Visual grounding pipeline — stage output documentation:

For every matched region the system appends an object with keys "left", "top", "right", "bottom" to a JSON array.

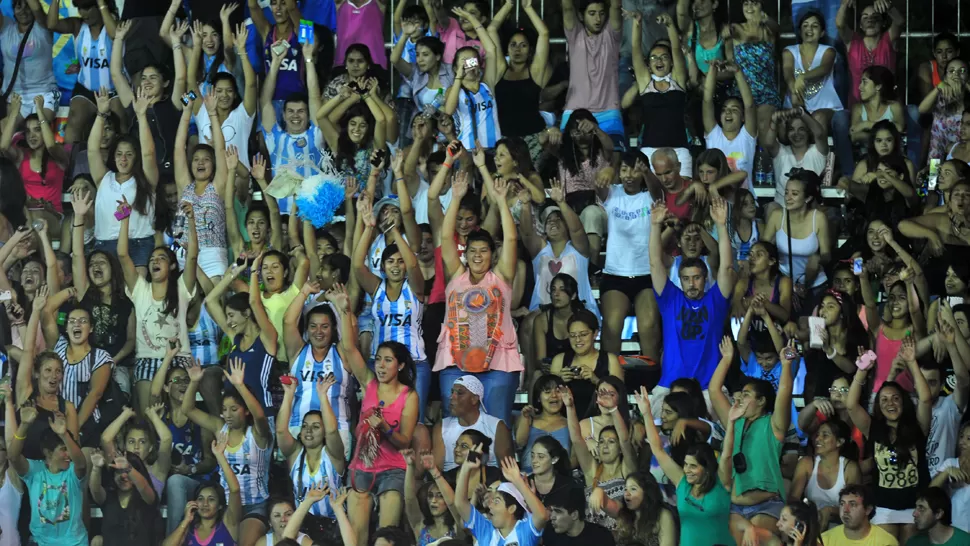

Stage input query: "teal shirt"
[
  {"left": 733, "top": 414, "right": 785, "bottom": 498},
  {"left": 676, "top": 475, "right": 734, "bottom": 546},
  {"left": 21, "top": 459, "right": 88, "bottom": 546},
  {"left": 907, "top": 528, "right": 970, "bottom": 546}
]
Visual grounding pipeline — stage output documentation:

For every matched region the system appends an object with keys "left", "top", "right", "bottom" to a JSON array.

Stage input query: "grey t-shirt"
[{"left": 0, "top": 18, "right": 57, "bottom": 96}]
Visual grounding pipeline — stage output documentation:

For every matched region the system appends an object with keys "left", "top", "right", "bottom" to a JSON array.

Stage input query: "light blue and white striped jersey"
[
  {"left": 455, "top": 83, "right": 501, "bottom": 150},
  {"left": 371, "top": 280, "right": 425, "bottom": 360},
  {"left": 264, "top": 123, "right": 325, "bottom": 214},
  {"left": 75, "top": 23, "right": 115, "bottom": 92},
  {"left": 288, "top": 344, "right": 352, "bottom": 432},
  {"left": 290, "top": 447, "right": 342, "bottom": 518},
  {"left": 188, "top": 305, "right": 222, "bottom": 367},
  {"left": 465, "top": 505, "right": 543, "bottom": 546},
  {"left": 219, "top": 424, "right": 271, "bottom": 506}
]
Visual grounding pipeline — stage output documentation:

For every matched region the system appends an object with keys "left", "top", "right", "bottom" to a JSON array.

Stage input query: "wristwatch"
[{"left": 190, "top": 464, "right": 198, "bottom": 475}]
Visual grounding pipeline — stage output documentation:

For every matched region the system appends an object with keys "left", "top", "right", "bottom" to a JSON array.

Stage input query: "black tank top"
[
  {"left": 544, "top": 310, "right": 571, "bottom": 361},
  {"left": 21, "top": 396, "right": 67, "bottom": 460},
  {"left": 495, "top": 76, "right": 545, "bottom": 137},
  {"left": 563, "top": 349, "right": 611, "bottom": 418},
  {"left": 638, "top": 87, "right": 688, "bottom": 148}
]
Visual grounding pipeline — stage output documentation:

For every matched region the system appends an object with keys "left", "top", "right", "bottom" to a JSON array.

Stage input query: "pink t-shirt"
[
  {"left": 434, "top": 270, "right": 521, "bottom": 373},
  {"left": 439, "top": 17, "right": 484, "bottom": 65},
  {"left": 563, "top": 23, "right": 622, "bottom": 113},
  {"left": 350, "top": 379, "right": 409, "bottom": 474},
  {"left": 874, "top": 326, "right": 914, "bottom": 393},
  {"left": 335, "top": 0, "right": 388, "bottom": 68},
  {"left": 847, "top": 32, "right": 895, "bottom": 106}
]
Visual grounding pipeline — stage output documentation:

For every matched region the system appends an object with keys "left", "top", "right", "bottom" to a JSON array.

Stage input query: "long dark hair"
[
  {"left": 540, "top": 273, "right": 586, "bottom": 313},
  {"left": 587, "top": 376, "right": 631, "bottom": 425},
  {"left": 684, "top": 443, "right": 718, "bottom": 495},
  {"left": 531, "top": 373, "right": 566, "bottom": 416},
  {"left": 787, "top": 500, "right": 823, "bottom": 546},
  {"left": 200, "top": 21, "right": 227, "bottom": 86},
  {"left": 560, "top": 110, "right": 606, "bottom": 176},
  {"left": 148, "top": 246, "right": 182, "bottom": 316},
  {"left": 495, "top": 137, "right": 536, "bottom": 177},
  {"left": 865, "top": 120, "right": 906, "bottom": 172},
  {"left": 870, "top": 381, "right": 925, "bottom": 468},
  {"left": 817, "top": 418, "right": 860, "bottom": 461},
  {"left": 622, "top": 472, "right": 665, "bottom": 544},
  {"left": 662, "top": 391, "right": 703, "bottom": 465},
  {"left": 20, "top": 115, "right": 53, "bottom": 183},
  {"left": 334, "top": 103, "right": 376, "bottom": 174},
  {"left": 0, "top": 157, "right": 27, "bottom": 227},
  {"left": 108, "top": 135, "right": 155, "bottom": 215},
  {"left": 532, "top": 435, "right": 571, "bottom": 476},
  {"left": 376, "top": 341, "right": 415, "bottom": 388}
]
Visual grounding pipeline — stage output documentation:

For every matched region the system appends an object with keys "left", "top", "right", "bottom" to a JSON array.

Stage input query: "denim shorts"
[
  {"left": 348, "top": 468, "right": 405, "bottom": 497},
  {"left": 358, "top": 308, "right": 376, "bottom": 334},
  {"left": 730, "top": 496, "right": 785, "bottom": 520},
  {"left": 94, "top": 235, "right": 155, "bottom": 267}
]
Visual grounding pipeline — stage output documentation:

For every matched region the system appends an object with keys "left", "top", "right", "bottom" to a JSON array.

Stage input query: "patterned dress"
[
  {"left": 733, "top": 41, "right": 782, "bottom": 108},
  {"left": 929, "top": 94, "right": 964, "bottom": 161}
]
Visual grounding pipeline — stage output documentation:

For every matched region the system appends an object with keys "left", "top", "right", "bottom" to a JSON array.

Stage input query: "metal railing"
[{"left": 380, "top": 0, "right": 970, "bottom": 105}]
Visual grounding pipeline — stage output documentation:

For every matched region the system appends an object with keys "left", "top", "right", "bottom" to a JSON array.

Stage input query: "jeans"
[
  {"left": 438, "top": 367, "right": 521, "bottom": 425},
  {"left": 414, "top": 359, "right": 431, "bottom": 424},
  {"left": 832, "top": 109, "right": 854, "bottom": 177},
  {"left": 166, "top": 473, "right": 202, "bottom": 534},
  {"left": 905, "top": 104, "right": 923, "bottom": 167}
]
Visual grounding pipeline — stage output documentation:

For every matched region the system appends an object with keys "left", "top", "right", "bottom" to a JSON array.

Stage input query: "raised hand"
[
  {"left": 8, "top": 93, "right": 22, "bottom": 115},
  {"left": 549, "top": 178, "right": 565, "bottom": 204},
  {"left": 32, "top": 284, "right": 49, "bottom": 312},
  {"left": 315, "top": 373, "right": 336, "bottom": 399},
  {"left": 251, "top": 153, "right": 267, "bottom": 182},
  {"left": 203, "top": 90, "right": 218, "bottom": 114},
  {"left": 133, "top": 86, "right": 152, "bottom": 116},
  {"left": 71, "top": 186, "right": 94, "bottom": 217},
  {"left": 331, "top": 487, "right": 349, "bottom": 508},
  {"left": 185, "top": 359, "right": 205, "bottom": 382},
  {"left": 191, "top": 20, "right": 204, "bottom": 45},
  {"left": 109, "top": 455, "right": 132, "bottom": 473},
  {"left": 356, "top": 195, "right": 376, "bottom": 228},
  {"left": 170, "top": 19, "right": 189, "bottom": 45},
  {"left": 223, "top": 357, "right": 246, "bottom": 386},
  {"left": 20, "top": 403, "right": 38, "bottom": 424},
  {"left": 305, "top": 482, "right": 330, "bottom": 502},
  {"left": 650, "top": 202, "right": 669, "bottom": 226},
  {"left": 146, "top": 402, "right": 166, "bottom": 420},
  {"left": 492, "top": 176, "right": 510, "bottom": 200},
  {"left": 183, "top": 501, "right": 199, "bottom": 522},
  {"left": 728, "top": 398, "right": 747, "bottom": 422},
  {"left": 557, "top": 385, "right": 574, "bottom": 408},
  {"left": 633, "top": 385, "right": 652, "bottom": 420},
  {"left": 719, "top": 335, "right": 735, "bottom": 362},
  {"left": 49, "top": 411, "right": 67, "bottom": 435},
  {"left": 500, "top": 456, "right": 524, "bottom": 484},
  {"left": 226, "top": 145, "right": 239, "bottom": 172},
  {"left": 400, "top": 448, "right": 416, "bottom": 466},
  {"left": 234, "top": 23, "right": 249, "bottom": 52},
  {"left": 96, "top": 87, "right": 112, "bottom": 114},
  {"left": 420, "top": 450, "right": 437, "bottom": 471},
  {"left": 180, "top": 200, "right": 195, "bottom": 222},
  {"left": 898, "top": 335, "right": 916, "bottom": 362},
  {"left": 452, "top": 171, "right": 470, "bottom": 199},
  {"left": 116, "top": 19, "right": 132, "bottom": 41},
  {"left": 220, "top": 2, "right": 239, "bottom": 22},
  {"left": 324, "top": 283, "right": 350, "bottom": 313},
  {"left": 91, "top": 450, "right": 106, "bottom": 468},
  {"left": 472, "top": 147, "right": 487, "bottom": 168},
  {"left": 463, "top": 443, "right": 484, "bottom": 469},
  {"left": 212, "top": 430, "right": 229, "bottom": 456}
]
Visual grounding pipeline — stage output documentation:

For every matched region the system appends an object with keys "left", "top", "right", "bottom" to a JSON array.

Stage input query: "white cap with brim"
[{"left": 497, "top": 482, "right": 528, "bottom": 512}]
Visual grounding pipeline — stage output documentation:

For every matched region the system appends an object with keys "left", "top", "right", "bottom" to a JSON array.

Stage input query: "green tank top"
[{"left": 732, "top": 415, "right": 785, "bottom": 497}]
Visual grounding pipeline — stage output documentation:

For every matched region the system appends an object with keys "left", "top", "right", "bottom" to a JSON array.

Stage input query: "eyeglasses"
[
  {"left": 649, "top": 54, "right": 671, "bottom": 62},
  {"left": 67, "top": 318, "right": 89, "bottom": 325},
  {"left": 829, "top": 386, "right": 849, "bottom": 394},
  {"left": 569, "top": 330, "right": 592, "bottom": 340},
  {"left": 169, "top": 377, "right": 190, "bottom": 385}
]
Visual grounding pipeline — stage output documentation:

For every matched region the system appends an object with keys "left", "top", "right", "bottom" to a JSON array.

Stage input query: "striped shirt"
[
  {"left": 219, "top": 424, "right": 271, "bottom": 506},
  {"left": 287, "top": 345, "right": 352, "bottom": 433},
  {"left": 54, "top": 338, "right": 113, "bottom": 423},
  {"left": 263, "top": 123, "right": 325, "bottom": 214},
  {"left": 188, "top": 305, "right": 223, "bottom": 367},
  {"left": 75, "top": 23, "right": 115, "bottom": 92},
  {"left": 290, "top": 447, "right": 342, "bottom": 518},
  {"left": 372, "top": 280, "right": 425, "bottom": 360},
  {"left": 455, "top": 83, "right": 501, "bottom": 150}
]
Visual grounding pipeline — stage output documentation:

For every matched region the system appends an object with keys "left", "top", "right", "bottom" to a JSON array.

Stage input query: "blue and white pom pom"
[{"left": 293, "top": 151, "right": 347, "bottom": 228}]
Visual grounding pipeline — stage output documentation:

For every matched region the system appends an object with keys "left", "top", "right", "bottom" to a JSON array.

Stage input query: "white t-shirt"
[
  {"left": 937, "top": 458, "right": 970, "bottom": 533},
  {"left": 705, "top": 124, "right": 757, "bottom": 193},
  {"left": 927, "top": 395, "right": 963, "bottom": 474},
  {"left": 604, "top": 185, "right": 654, "bottom": 276},
  {"left": 195, "top": 103, "right": 255, "bottom": 169},
  {"left": 94, "top": 171, "right": 156, "bottom": 240},
  {"left": 772, "top": 144, "right": 827, "bottom": 205},
  {"left": 126, "top": 275, "right": 196, "bottom": 359}
]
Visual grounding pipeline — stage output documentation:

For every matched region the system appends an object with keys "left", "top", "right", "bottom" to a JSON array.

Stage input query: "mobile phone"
[
  {"left": 463, "top": 57, "right": 479, "bottom": 70},
  {"left": 0, "top": 290, "right": 11, "bottom": 302},
  {"left": 298, "top": 19, "right": 315, "bottom": 45},
  {"left": 114, "top": 205, "right": 132, "bottom": 221},
  {"left": 181, "top": 90, "right": 197, "bottom": 106},
  {"left": 280, "top": 375, "right": 295, "bottom": 385},
  {"left": 949, "top": 296, "right": 965, "bottom": 307},
  {"left": 928, "top": 158, "right": 941, "bottom": 190},
  {"left": 852, "top": 257, "right": 863, "bottom": 275},
  {"left": 783, "top": 346, "right": 799, "bottom": 361},
  {"left": 236, "top": 257, "right": 246, "bottom": 266},
  {"left": 795, "top": 521, "right": 806, "bottom": 534},
  {"left": 466, "top": 451, "right": 481, "bottom": 464},
  {"left": 371, "top": 149, "right": 386, "bottom": 168},
  {"left": 808, "top": 316, "right": 826, "bottom": 349}
]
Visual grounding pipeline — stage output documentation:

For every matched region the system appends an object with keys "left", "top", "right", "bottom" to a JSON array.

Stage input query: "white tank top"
[
  {"left": 776, "top": 209, "right": 828, "bottom": 288},
  {"left": 441, "top": 413, "right": 503, "bottom": 471},
  {"left": 0, "top": 472, "right": 23, "bottom": 546},
  {"left": 805, "top": 455, "right": 847, "bottom": 510},
  {"left": 264, "top": 531, "right": 309, "bottom": 545}
]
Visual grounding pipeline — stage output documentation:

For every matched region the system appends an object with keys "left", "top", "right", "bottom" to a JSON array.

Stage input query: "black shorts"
[
  {"left": 70, "top": 82, "right": 116, "bottom": 105},
  {"left": 601, "top": 273, "right": 653, "bottom": 303}
]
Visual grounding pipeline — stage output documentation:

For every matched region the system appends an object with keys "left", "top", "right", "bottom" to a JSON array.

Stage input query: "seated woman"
[
  {"left": 919, "top": 57, "right": 969, "bottom": 162},
  {"left": 440, "top": 428, "right": 503, "bottom": 488},
  {"left": 709, "top": 335, "right": 795, "bottom": 542},
  {"left": 533, "top": 273, "right": 586, "bottom": 369},
  {"left": 161, "top": 432, "right": 243, "bottom": 546},
  {"left": 401, "top": 449, "right": 462, "bottom": 546},
  {"left": 762, "top": 107, "right": 829, "bottom": 214},
  {"left": 789, "top": 418, "right": 862, "bottom": 530},
  {"left": 731, "top": 242, "right": 792, "bottom": 331},
  {"left": 562, "top": 383, "right": 636, "bottom": 532},
  {"left": 526, "top": 435, "right": 573, "bottom": 504},
  {"left": 924, "top": 158, "right": 970, "bottom": 213},
  {"left": 899, "top": 180, "right": 970, "bottom": 259},
  {"left": 549, "top": 312, "right": 623, "bottom": 415},
  {"left": 515, "top": 374, "right": 570, "bottom": 474}
]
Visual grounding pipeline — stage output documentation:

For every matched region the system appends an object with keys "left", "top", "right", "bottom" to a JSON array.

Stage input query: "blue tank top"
[
  {"left": 520, "top": 426, "right": 571, "bottom": 474},
  {"left": 167, "top": 413, "right": 204, "bottom": 468},
  {"left": 263, "top": 29, "right": 305, "bottom": 101},
  {"left": 186, "top": 521, "right": 235, "bottom": 546},
  {"left": 227, "top": 334, "right": 276, "bottom": 415}
]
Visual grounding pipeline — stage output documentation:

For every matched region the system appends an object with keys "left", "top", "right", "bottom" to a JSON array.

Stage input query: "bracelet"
[
  {"left": 73, "top": 223, "right": 85, "bottom": 228},
  {"left": 443, "top": 162, "right": 453, "bottom": 170},
  {"left": 14, "top": 431, "right": 26, "bottom": 440},
  {"left": 306, "top": 58, "right": 314, "bottom": 65},
  {"left": 825, "top": 347, "right": 838, "bottom": 360},
  {"left": 430, "top": 471, "right": 442, "bottom": 480},
  {"left": 173, "top": 45, "right": 182, "bottom": 50},
  {"left": 99, "top": 5, "right": 107, "bottom": 9},
  {"left": 393, "top": 177, "right": 405, "bottom": 184}
]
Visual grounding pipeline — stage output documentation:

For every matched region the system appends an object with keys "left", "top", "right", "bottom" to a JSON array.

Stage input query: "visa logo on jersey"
[
  {"left": 82, "top": 57, "right": 110, "bottom": 69},
  {"left": 379, "top": 314, "right": 412, "bottom": 327}
]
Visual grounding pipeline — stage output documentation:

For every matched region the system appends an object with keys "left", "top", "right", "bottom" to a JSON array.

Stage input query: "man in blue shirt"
[{"left": 648, "top": 196, "right": 735, "bottom": 417}]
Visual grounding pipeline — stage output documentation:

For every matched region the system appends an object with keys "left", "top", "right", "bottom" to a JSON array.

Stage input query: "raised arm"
[
  {"left": 835, "top": 0, "right": 855, "bottom": 46},
  {"left": 115, "top": 200, "right": 141, "bottom": 292},
  {"left": 111, "top": 21, "right": 135, "bottom": 107},
  {"left": 900, "top": 337, "right": 933, "bottom": 435},
  {"left": 561, "top": 386, "right": 596, "bottom": 476},
  {"left": 330, "top": 283, "right": 373, "bottom": 386},
  {"left": 224, "top": 357, "right": 272, "bottom": 445},
  {"left": 771, "top": 342, "right": 795, "bottom": 441},
  {"left": 181, "top": 361, "right": 226, "bottom": 432},
  {"left": 174, "top": 96, "right": 195, "bottom": 191},
  {"left": 475, "top": 156, "right": 517, "bottom": 283},
  {"left": 440, "top": 171, "right": 470, "bottom": 278},
  {"left": 132, "top": 88, "right": 160, "bottom": 187},
  {"left": 634, "top": 387, "right": 686, "bottom": 484},
  {"left": 710, "top": 196, "right": 735, "bottom": 297},
  {"left": 649, "top": 202, "right": 670, "bottom": 296},
  {"left": 352, "top": 205, "right": 383, "bottom": 296},
  {"left": 702, "top": 63, "right": 719, "bottom": 134},
  {"left": 562, "top": 0, "right": 577, "bottom": 31},
  {"left": 708, "top": 336, "right": 735, "bottom": 425},
  {"left": 246, "top": 0, "right": 271, "bottom": 41},
  {"left": 211, "top": 432, "right": 243, "bottom": 541},
  {"left": 846, "top": 366, "right": 872, "bottom": 437},
  {"left": 0, "top": 95, "right": 24, "bottom": 162},
  {"left": 87, "top": 89, "right": 113, "bottom": 186},
  {"left": 260, "top": 45, "right": 286, "bottom": 132}
]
